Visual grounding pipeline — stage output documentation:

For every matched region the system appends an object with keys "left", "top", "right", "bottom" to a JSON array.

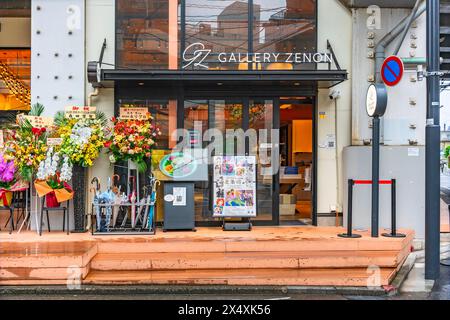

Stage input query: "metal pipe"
[
  {"left": 371, "top": 116, "right": 380, "bottom": 237},
  {"left": 402, "top": 57, "right": 427, "bottom": 65},
  {"left": 375, "top": 1, "right": 426, "bottom": 83},
  {"left": 425, "top": 0, "right": 441, "bottom": 281},
  {"left": 87, "top": 88, "right": 99, "bottom": 106},
  {"left": 393, "top": 0, "right": 422, "bottom": 56}
]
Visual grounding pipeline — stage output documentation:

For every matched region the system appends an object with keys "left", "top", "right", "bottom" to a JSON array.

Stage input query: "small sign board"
[
  {"left": 119, "top": 107, "right": 149, "bottom": 120},
  {"left": 381, "top": 56, "right": 404, "bottom": 87},
  {"left": 18, "top": 114, "right": 54, "bottom": 128},
  {"left": 65, "top": 106, "right": 96, "bottom": 119},
  {"left": 47, "top": 137, "right": 63, "bottom": 146},
  {"left": 366, "top": 84, "right": 388, "bottom": 117}
]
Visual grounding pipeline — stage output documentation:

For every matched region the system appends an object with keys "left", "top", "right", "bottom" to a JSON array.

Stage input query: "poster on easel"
[{"left": 212, "top": 156, "right": 257, "bottom": 218}]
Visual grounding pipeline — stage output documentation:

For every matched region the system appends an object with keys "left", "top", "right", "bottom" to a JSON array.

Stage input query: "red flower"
[
  {"left": 40, "top": 127, "right": 46, "bottom": 134},
  {"left": 104, "top": 140, "right": 112, "bottom": 148},
  {"left": 31, "top": 127, "right": 40, "bottom": 135}
]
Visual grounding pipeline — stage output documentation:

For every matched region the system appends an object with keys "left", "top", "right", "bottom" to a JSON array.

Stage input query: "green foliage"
[
  {"left": 29, "top": 103, "right": 45, "bottom": 116},
  {"left": 445, "top": 145, "right": 450, "bottom": 159}
]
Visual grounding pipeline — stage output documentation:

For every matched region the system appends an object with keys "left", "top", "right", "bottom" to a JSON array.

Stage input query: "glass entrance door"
[{"left": 183, "top": 97, "right": 280, "bottom": 225}]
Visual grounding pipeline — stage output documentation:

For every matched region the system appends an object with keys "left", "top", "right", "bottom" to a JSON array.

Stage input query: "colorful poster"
[{"left": 213, "top": 156, "right": 257, "bottom": 218}]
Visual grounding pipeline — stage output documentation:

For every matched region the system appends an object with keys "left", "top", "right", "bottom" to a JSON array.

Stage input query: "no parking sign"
[{"left": 381, "top": 56, "right": 404, "bottom": 86}]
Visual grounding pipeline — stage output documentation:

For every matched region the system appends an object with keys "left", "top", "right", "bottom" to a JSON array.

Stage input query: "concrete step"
[
  {"left": 83, "top": 268, "right": 397, "bottom": 287},
  {"left": 90, "top": 249, "right": 409, "bottom": 271},
  {"left": 96, "top": 231, "right": 414, "bottom": 254}
]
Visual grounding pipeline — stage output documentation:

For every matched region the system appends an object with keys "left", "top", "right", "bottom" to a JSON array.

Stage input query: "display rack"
[{"left": 91, "top": 202, "right": 156, "bottom": 235}]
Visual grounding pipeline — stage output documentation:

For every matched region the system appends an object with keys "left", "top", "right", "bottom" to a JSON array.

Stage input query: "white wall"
[
  {"left": 0, "top": 17, "right": 31, "bottom": 47},
  {"left": 351, "top": 8, "right": 427, "bottom": 146},
  {"left": 85, "top": 0, "right": 116, "bottom": 209},
  {"left": 31, "top": 0, "right": 85, "bottom": 115},
  {"left": 316, "top": 0, "right": 353, "bottom": 215},
  {"left": 441, "top": 89, "right": 450, "bottom": 131}
]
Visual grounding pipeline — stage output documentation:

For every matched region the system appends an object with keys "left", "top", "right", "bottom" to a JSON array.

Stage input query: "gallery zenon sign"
[{"left": 182, "top": 42, "right": 334, "bottom": 69}]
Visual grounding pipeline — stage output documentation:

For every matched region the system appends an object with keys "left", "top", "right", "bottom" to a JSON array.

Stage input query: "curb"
[
  {"left": 0, "top": 284, "right": 389, "bottom": 297},
  {"left": 387, "top": 252, "right": 417, "bottom": 296}
]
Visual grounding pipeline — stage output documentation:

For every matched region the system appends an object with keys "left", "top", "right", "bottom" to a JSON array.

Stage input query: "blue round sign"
[{"left": 381, "top": 56, "right": 404, "bottom": 86}]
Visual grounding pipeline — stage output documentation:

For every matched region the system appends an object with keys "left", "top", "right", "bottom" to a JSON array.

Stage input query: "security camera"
[{"left": 329, "top": 89, "right": 341, "bottom": 100}]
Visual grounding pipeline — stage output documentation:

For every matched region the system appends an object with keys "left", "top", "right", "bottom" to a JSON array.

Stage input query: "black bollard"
[
  {"left": 338, "top": 179, "right": 362, "bottom": 238},
  {"left": 382, "top": 179, "right": 406, "bottom": 238}
]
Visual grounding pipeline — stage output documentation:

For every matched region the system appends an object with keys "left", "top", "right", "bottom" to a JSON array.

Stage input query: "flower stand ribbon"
[
  {"left": 0, "top": 180, "right": 29, "bottom": 207},
  {"left": 34, "top": 180, "right": 74, "bottom": 207}
]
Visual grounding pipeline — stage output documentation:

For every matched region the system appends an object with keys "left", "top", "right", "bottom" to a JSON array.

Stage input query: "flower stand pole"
[{"left": 72, "top": 164, "right": 87, "bottom": 232}]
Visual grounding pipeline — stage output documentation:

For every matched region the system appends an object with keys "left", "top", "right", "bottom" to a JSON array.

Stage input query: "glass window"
[
  {"left": 116, "top": 0, "right": 317, "bottom": 71},
  {"left": 0, "top": 49, "right": 31, "bottom": 113},
  {"left": 253, "top": 0, "right": 316, "bottom": 70},
  {"left": 184, "top": 0, "right": 249, "bottom": 70},
  {"left": 249, "top": 99, "right": 274, "bottom": 221},
  {"left": 116, "top": 0, "right": 180, "bottom": 69}
]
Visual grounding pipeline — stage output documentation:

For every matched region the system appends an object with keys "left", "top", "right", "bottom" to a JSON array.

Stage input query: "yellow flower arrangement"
[{"left": 53, "top": 112, "right": 108, "bottom": 168}]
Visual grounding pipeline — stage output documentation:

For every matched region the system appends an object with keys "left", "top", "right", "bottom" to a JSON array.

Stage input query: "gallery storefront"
[{"left": 88, "top": 0, "right": 347, "bottom": 228}]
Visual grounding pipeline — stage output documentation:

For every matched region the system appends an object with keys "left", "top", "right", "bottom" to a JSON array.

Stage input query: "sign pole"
[
  {"left": 425, "top": 0, "right": 441, "bottom": 280},
  {"left": 371, "top": 116, "right": 380, "bottom": 237}
]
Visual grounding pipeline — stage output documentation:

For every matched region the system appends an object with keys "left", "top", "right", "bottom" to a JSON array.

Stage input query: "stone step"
[
  {"left": 90, "top": 249, "right": 409, "bottom": 271},
  {"left": 83, "top": 268, "right": 397, "bottom": 287}
]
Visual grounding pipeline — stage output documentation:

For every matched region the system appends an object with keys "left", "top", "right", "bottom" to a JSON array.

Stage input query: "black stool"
[
  {"left": 4, "top": 190, "right": 28, "bottom": 231},
  {"left": 38, "top": 196, "right": 70, "bottom": 236},
  {"left": 0, "top": 203, "right": 15, "bottom": 234}
]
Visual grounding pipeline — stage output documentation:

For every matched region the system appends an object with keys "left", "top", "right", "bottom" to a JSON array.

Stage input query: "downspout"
[
  {"left": 88, "top": 88, "right": 99, "bottom": 107},
  {"left": 375, "top": 0, "right": 426, "bottom": 83},
  {"left": 374, "top": 0, "right": 426, "bottom": 142}
]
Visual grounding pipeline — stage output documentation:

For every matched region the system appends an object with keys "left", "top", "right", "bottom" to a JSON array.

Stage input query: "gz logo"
[{"left": 182, "top": 43, "right": 211, "bottom": 69}]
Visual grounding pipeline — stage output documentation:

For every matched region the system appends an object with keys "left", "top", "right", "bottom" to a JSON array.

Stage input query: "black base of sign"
[
  {"left": 223, "top": 221, "right": 252, "bottom": 231},
  {"left": 382, "top": 232, "right": 406, "bottom": 238},
  {"left": 337, "top": 233, "right": 362, "bottom": 239}
]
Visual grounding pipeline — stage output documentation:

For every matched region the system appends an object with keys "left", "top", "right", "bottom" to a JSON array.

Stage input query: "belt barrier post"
[{"left": 338, "top": 179, "right": 361, "bottom": 238}]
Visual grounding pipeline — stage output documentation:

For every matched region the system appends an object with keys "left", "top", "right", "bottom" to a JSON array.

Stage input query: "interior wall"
[
  {"left": 0, "top": 17, "right": 31, "bottom": 47},
  {"left": 316, "top": 0, "right": 353, "bottom": 216}
]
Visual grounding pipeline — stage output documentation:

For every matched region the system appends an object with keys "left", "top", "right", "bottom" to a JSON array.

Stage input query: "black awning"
[{"left": 88, "top": 62, "right": 347, "bottom": 89}]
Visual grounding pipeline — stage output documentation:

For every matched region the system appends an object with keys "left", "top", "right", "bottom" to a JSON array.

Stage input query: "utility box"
[{"left": 163, "top": 182, "right": 195, "bottom": 231}]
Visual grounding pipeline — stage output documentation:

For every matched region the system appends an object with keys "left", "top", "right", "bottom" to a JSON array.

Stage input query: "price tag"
[
  {"left": 119, "top": 107, "right": 149, "bottom": 120},
  {"left": 47, "top": 138, "right": 63, "bottom": 146},
  {"left": 65, "top": 106, "right": 97, "bottom": 119}
]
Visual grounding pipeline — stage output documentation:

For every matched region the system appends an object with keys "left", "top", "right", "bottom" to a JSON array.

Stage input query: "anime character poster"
[{"left": 213, "top": 156, "right": 256, "bottom": 217}]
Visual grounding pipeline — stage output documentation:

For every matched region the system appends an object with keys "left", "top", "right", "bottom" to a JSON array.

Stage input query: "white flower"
[
  {"left": 109, "top": 155, "right": 116, "bottom": 164},
  {"left": 59, "top": 156, "right": 73, "bottom": 182}
]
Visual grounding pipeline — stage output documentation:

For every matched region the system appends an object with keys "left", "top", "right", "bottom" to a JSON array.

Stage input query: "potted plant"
[{"left": 35, "top": 147, "right": 73, "bottom": 207}]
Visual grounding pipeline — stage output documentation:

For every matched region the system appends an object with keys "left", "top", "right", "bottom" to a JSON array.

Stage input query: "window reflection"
[
  {"left": 116, "top": 0, "right": 317, "bottom": 70},
  {"left": 253, "top": 0, "right": 316, "bottom": 70}
]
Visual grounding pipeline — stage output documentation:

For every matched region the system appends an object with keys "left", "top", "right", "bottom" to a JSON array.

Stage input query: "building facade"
[{"left": 0, "top": 0, "right": 429, "bottom": 237}]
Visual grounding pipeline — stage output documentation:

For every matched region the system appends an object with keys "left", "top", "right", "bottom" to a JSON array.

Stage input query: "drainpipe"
[
  {"left": 375, "top": 0, "right": 426, "bottom": 83},
  {"left": 88, "top": 88, "right": 99, "bottom": 107},
  {"left": 393, "top": 0, "right": 422, "bottom": 56}
]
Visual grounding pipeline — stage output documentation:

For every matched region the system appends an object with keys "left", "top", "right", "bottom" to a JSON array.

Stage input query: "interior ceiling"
[{"left": 338, "top": 0, "right": 416, "bottom": 8}]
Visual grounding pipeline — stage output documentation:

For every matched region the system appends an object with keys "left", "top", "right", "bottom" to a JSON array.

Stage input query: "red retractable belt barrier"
[
  {"left": 338, "top": 179, "right": 406, "bottom": 239},
  {"left": 353, "top": 180, "right": 393, "bottom": 185}
]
